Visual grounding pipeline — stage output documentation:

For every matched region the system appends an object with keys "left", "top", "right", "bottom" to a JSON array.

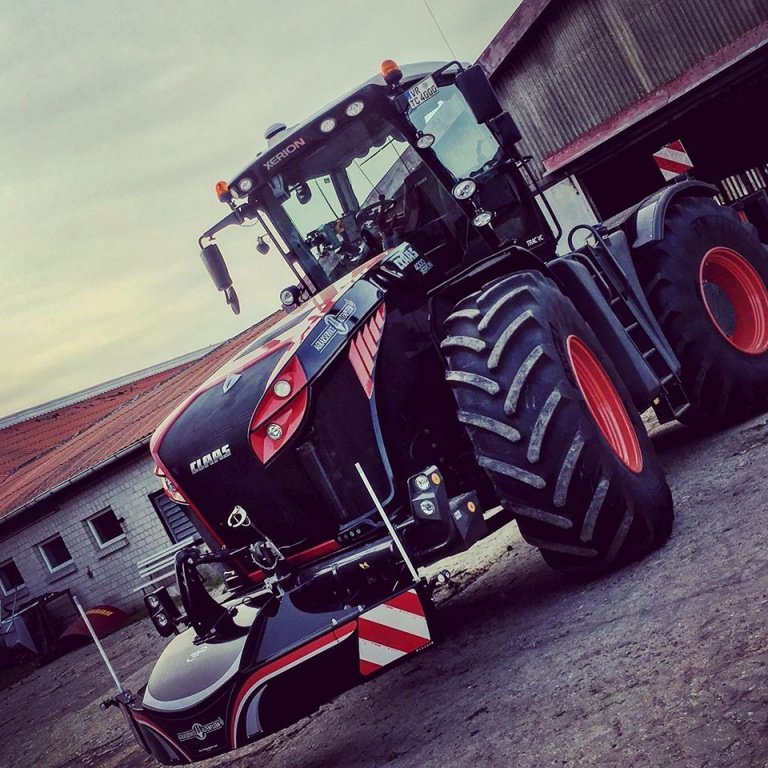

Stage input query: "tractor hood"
[{"left": 150, "top": 264, "right": 389, "bottom": 556}]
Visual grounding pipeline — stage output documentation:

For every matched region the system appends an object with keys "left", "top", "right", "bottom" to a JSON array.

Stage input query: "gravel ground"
[{"left": 2, "top": 414, "right": 767, "bottom": 768}]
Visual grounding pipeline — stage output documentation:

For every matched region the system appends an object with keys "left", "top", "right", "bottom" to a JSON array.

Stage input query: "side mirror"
[
  {"left": 200, "top": 243, "right": 233, "bottom": 291},
  {"left": 455, "top": 65, "right": 502, "bottom": 124},
  {"left": 488, "top": 112, "right": 522, "bottom": 147},
  {"left": 225, "top": 285, "right": 240, "bottom": 315}
]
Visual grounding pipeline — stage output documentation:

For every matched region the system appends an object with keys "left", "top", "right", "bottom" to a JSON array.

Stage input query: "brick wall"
[{"left": 0, "top": 453, "right": 176, "bottom": 614}]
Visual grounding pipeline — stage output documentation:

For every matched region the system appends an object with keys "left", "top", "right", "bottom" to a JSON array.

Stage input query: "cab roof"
[{"left": 227, "top": 62, "right": 453, "bottom": 195}]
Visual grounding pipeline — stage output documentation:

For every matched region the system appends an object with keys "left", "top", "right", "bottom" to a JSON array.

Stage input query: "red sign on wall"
[{"left": 653, "top": 140, "right": 694, "bottom": 181}]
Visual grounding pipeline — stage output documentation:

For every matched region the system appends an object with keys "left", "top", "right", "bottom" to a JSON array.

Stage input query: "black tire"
[
  {"left": 441, "top": 270, "right": 673, "bottom": 572},
  {"left": 637, "top": 197, "right": 768, "bottom": 423}
]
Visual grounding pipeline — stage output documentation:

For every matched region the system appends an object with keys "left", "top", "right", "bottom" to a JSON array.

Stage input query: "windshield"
[
  {"left": 260, "top": 107, "right": 470, "bottom": 286},
  {"left": 407, "top": 83, "right": 499, "bottom": 180}
]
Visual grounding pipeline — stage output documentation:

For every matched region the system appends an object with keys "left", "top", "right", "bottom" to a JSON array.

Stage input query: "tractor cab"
[{"left": 199, "top": 61, "right": 554, "bottom": 313}]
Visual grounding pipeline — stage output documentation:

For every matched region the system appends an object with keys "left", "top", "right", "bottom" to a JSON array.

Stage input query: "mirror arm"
[{"left": 198, "top": 204, "right": 252, "bottom": 246}]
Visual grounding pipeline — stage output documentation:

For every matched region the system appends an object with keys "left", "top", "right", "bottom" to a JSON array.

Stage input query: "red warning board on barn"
[{"left": 653, "top": 140, "right": 694, "bottom": 181}]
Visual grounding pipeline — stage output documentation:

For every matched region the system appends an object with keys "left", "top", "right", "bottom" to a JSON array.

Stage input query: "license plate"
[{"left": 406, "top": 76, "right": 438, "bottom": 110}]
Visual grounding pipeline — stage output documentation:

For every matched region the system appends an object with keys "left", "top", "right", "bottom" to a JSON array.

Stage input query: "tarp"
[
  {"left": 60, "top": 604, "right": 128, "bottom": 640},
  {"left": 0, "top": 615, "right": 37, "bottom": 653}
]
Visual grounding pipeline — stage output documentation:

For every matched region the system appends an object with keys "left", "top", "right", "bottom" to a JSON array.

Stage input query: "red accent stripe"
[
  {"left": 386, "top": 589, "right": 426, "bottom": 615},
  {"left": 354, "top": 334, "right": 375, "bottom": 371},
  {"left": 335, "top": 619, "right": 358, "bottom": 642},
  {"left": 349, "top": 306, "right": 386, "bottom": 397},
  {"left": 362, "top": 325, "right": 378, "bottom": 358},
  {"left": 358, "top": 617, "right": 430, "bottom": 654},
  {"left": 655, "top": 157, "right": 692, "bottom": 176},
  {"left": 249, "top": 356, "right": 308, "bottom": 431},
  {"left": 249, "top": 386, "right": 309, "bottom": 463},
  {"left": 368, "top": 317, "right": 382, "bottom": 341},
  {"left": 132, "top": 713, "right": 193, "bottom": 763},
  {"left": 229, "top": 622, "right": 355, "bottom": 746},
  {"left": 348, "top": 342, "right": 371, "bottom": 384}
]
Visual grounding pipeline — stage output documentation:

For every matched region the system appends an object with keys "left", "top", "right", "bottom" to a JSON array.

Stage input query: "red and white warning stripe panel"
[
  {"left": 653, "top": 140, "right": 693, "bottom": 181},
  {"left": 358, "top": 588, "right": 432, "bottom": 676}
]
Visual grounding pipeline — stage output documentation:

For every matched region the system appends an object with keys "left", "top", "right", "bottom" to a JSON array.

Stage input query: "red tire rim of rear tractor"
[
  {"left": 567, "top": 335, "right": 643, "bottom": 473},
  {"left": 700, "top": 247, "right": 768, "bottom": 355}
]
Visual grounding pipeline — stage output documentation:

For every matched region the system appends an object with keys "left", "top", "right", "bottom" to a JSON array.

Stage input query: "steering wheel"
[
  {"left": 355, "top": 198, "right": 397, "bottom": 227},
  {"left": 304, "top": 227, "right": 335, "bottom": 253}
]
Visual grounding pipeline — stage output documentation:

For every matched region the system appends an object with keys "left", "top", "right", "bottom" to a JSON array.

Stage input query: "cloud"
[{"left": 0, "top": 0, "right": 521, "bottom": 417}]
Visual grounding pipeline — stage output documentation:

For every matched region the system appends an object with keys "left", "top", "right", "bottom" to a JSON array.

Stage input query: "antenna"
[{"left": 423, "top": 0, "right": 458, "bottom": 60}]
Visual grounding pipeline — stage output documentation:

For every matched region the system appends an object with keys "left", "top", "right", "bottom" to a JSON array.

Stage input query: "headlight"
[
  {"left": 319, "top": 117, "right": 337, "bottom": 133},
  {"left": 345, "top": 100, "right": 365, "bottom": 117},
  {"left": 452, "top": 179, "right": 477, "bottom": 200},
  {"left": 273, "top": 379, "right": 292, "bottom": 398}
]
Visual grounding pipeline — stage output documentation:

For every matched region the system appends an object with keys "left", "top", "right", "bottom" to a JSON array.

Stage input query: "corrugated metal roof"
[
  {"left": 0, "top": 312, "right": 284, "bottom": 524},
  {"left": 483, "top": 0, "right": 768, "bottom": 175},
  {"left": 477, "top": 0, "right": 555, "bottom": 74}
]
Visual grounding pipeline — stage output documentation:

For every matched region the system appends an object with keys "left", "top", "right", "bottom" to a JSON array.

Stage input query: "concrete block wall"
[{"left": 0, "top": 452, "right": 176, "bottom": 615}]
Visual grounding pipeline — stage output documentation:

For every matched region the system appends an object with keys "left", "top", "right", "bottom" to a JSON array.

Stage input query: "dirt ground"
[{"left": 2, "top": 414, "right": 767, "bottom": 768}]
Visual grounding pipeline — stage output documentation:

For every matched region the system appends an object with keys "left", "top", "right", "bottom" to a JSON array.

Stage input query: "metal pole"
[
  {"left": 355, "top": 463, "right": 420, "bottom": 582},
  {"left": 72, "top": 594, "right": 124, "bottom": 694}
]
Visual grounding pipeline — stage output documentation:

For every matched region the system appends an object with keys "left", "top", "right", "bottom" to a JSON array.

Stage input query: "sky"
[{"left": 0, "top": 0, "right": 521, "bottom": 419}]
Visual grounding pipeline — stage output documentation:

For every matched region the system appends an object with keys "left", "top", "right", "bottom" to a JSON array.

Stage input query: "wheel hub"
[{"left": 700, "top": 246, "right": 768, "bottom": 355}]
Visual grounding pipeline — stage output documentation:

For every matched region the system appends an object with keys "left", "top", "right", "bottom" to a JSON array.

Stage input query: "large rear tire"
[
  {"left": 441, "top": 271, "right": 673, "bottom": 572},
  {"left": 637, "top": 197, "right": 768, "bottom": 423}
]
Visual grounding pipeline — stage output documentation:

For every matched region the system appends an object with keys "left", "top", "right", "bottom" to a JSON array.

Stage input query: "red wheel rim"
[
  {"left": 567, "top": 335, "right": 643, "bottom": 473},
  {"left": 700, "top": 247, "right": 768, "bottom": 355}
]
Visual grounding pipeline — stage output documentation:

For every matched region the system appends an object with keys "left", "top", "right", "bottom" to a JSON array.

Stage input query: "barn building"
[
  {"left": 3, "top": 0, "right": 766, "bottom": 638},
  {"left": 477, "top": 0, "right": 768, "bottom": 236},
  {"left": 0, "top": 315, "right": 281, "bottom": 627}
]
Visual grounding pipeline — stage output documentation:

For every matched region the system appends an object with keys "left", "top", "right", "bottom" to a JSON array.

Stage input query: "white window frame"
[
  {"left": 86, "top": 507, "right": 126, "bottom": 549},
  {"left": 0, "top": 558, "right": 25, "bottom": 595},
  {"left": 37, "top": 533, "right": 74, "bottom": 574}
]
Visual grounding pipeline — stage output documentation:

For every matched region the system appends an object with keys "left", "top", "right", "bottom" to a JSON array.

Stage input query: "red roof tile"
[{"left": 0, "top": 312, "right": 284, "bottom": 523}]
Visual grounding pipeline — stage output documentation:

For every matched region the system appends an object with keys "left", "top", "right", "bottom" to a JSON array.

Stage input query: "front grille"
[
  {"left": 299, "top": 353, "right": 392, "bottom": 525},
  {"left": 159, "top": 350, "right": 392, "bottom": 556}
]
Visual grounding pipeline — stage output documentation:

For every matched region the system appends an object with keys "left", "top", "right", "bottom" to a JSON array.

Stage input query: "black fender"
[
  {"left": 548, "top": 256, "right": 661, "bottom": 411},
  {"left": 428, "top": 246, "right": 556, "bottom": 339},
  {"left": 627, "top": 179, "right": 718, "bottom": 250}
]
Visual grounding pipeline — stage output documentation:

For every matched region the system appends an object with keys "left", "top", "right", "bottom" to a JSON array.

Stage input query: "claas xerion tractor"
[{"left": 99, "top": 60, "right": 768, "bottom": 764}]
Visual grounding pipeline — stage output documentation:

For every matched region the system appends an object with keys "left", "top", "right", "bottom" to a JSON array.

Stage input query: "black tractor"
[{"left": 105, "top": 60, "right": 768, "bottom": 765}]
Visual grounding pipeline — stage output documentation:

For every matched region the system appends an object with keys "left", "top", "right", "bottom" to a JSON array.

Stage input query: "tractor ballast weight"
[{"left": 107, "top": 61, "right": 768, "bottom": 764}]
